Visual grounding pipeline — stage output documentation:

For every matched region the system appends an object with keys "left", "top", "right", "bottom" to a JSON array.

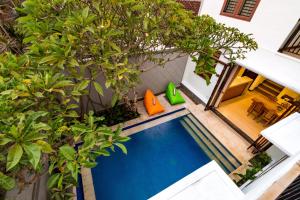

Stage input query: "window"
[{"left": 220, "top": 0, "right": 260, "bottom": 21}]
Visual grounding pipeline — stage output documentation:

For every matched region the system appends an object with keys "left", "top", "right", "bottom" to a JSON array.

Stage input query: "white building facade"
[
  {"left": 182, "top": 0, "right": 300, "bottom": 103},
  {"left": 180, "top": 1, "right": 300, "bottom": 199}
]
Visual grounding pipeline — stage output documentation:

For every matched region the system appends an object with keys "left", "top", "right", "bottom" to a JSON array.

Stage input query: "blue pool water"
[{"left": 90, "top": 116, "right": 211, "bottom": 200}]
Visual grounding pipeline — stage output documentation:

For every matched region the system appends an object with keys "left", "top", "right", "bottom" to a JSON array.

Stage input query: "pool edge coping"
[{"left": 81, "top": 167, "right": 96, "bottom": 200}]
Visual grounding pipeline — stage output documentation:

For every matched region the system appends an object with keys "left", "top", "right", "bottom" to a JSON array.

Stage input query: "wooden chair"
[
  {"left": 247, "top": 100, "right": 265, "bottom": 119},
  {"left": 257, "top": 108, "right": 278, "bottom": 126}
]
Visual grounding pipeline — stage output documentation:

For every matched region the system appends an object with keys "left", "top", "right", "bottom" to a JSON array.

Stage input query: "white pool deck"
[{"left": 80, "top": 90, "right": 254, "bottom": 200}]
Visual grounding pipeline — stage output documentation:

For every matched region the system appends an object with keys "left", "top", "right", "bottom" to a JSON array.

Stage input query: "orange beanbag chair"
[{"left": 144, "top": 89, "right": 165, "bottom": 116}]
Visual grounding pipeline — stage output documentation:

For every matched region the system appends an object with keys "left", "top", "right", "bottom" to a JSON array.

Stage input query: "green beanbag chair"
[{"left": 166, "top": 82, "right": 185, "bottom": 105}]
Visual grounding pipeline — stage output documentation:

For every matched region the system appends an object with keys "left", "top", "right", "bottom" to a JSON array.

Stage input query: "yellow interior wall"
[
  {"left": 277, "top": 87, "right": 300, "bottom": 104},
  {"left": 230, "top": 67, "right": 300, "bottom": 104}
]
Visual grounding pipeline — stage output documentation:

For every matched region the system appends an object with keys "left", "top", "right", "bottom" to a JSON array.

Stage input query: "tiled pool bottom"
[{"left": 91, "top": 116, "right": 211, "bottom": 200}]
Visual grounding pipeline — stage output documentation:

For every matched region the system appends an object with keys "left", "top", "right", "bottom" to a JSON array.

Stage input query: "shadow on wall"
[{"left": 82, "top": 53, "right": 188, "bottom": 112}]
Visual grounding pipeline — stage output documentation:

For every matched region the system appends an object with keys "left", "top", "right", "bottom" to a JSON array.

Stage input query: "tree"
[
  {"left": 16, "top": 0, "right": 257, "bottom": 112},
  {"left": 0, "top": 0, "right": 257, "bottom": 199},
  {"left": 0, "top": 52, "right": 130, "bottom": 198}
]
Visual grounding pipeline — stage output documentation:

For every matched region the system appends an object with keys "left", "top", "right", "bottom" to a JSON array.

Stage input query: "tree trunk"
[{"left": 131, "top": 88, "right": 138, "bottom": 113}]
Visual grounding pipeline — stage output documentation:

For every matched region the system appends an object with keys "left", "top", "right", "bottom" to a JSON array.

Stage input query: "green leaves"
[
  {"left": 66, "top": 162, "right": 79, "bottom": 181},
  {"left": 7, "top": 144, "right": 23, "bottom": 171},
  {"left": 36, "top": 140, "right": 54, "bottom": 153},
  {"left": 143, "top": 18, "right": 149, "bottom": 30},
  {"left": 34, "top": 92, "right": 44, "bottom": 98},
  {"left": 9, "top": 125, "right": 20, "bottom": 139},
  {"left": 0, "top": 136, "right": 12, "bottom": 145},
  {"left": 26, "top": 111, "right": 48, "bottom": 126},
  {"left": 111, "top": 93, "right": 119, "bottom": 107},
  {"left": 23, "top": 143, "right": 41, "bottom": 170},
  {"left": 0, "top": 110, "right": 54, "bottom": 172},
  {"left": 52, "top": 80, "right": 74, "bottom": 89},
  {"left": 39, "top": 55, "right": 57, "bottom": 64},
  {"left": 82, "top": 7, "right": 89, "bottom": 19},
  {"left": 117, "top": 136, "right": 130, "bottom": 143},
  {"left": 115, "top": 143, "right": 127, "bottom": 154},
  {"left": 75, "top": 80, "right": 90, "bottom": 91},
  {"left": 69, "top": 58, "right": 79, "bottom": 67},
  {"left": 108, "top": 42, "right": 121, "bottom": 53},
  {"left": 93, "top": 82, "right": 103, "bottom": 96},
  {"left": 0, "top": 172, "right": 16, "bottom": 191},
  {"left": 59, "top": 145, "right": 76, "bottom": 161},
  {"left": 47, "top": 173, "right": 61, "bottom": 189},
  {"left": 33, "top": 122, "right": 51, "bottom": 131}
]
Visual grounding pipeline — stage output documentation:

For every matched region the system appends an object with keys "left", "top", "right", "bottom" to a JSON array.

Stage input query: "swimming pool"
[{"left": 78, "top": 112, "right": 241, "bottom": 200}]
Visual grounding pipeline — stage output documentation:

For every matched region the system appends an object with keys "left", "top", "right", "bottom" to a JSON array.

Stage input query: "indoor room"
[{"left": 216, "top": 67, "right": 300, "bottom": 141}]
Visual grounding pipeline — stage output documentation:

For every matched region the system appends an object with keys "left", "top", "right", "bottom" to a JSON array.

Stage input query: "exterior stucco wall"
[
  {"left": 83, "top": 53, "right": 188, "bottom": 112},
  {"left": 182, "top": 0, "right": 300, "bottom": 103},
  {"left": 200, "top": 0, "right": 300, "bottom": 52}
]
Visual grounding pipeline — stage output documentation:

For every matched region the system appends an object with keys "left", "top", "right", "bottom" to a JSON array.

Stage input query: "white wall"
[
  {"left": 266, "top": 145, "right": 287, "bottom": 163},
  {"left": 200, "top": 0, "right": 300, "bottom": 52}
]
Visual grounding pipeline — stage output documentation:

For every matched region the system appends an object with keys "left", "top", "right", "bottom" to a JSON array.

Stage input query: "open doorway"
[{"left": 214, "top": 67, "right": 300, "bottom": 141}]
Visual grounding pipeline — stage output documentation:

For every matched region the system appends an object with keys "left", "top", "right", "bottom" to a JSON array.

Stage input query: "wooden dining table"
[
  {"left": 251, "top": 97, "right": 286, "bottom": 125},
  {"left": 251, "top": 97, "right": 286, "bottom": 114}
]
